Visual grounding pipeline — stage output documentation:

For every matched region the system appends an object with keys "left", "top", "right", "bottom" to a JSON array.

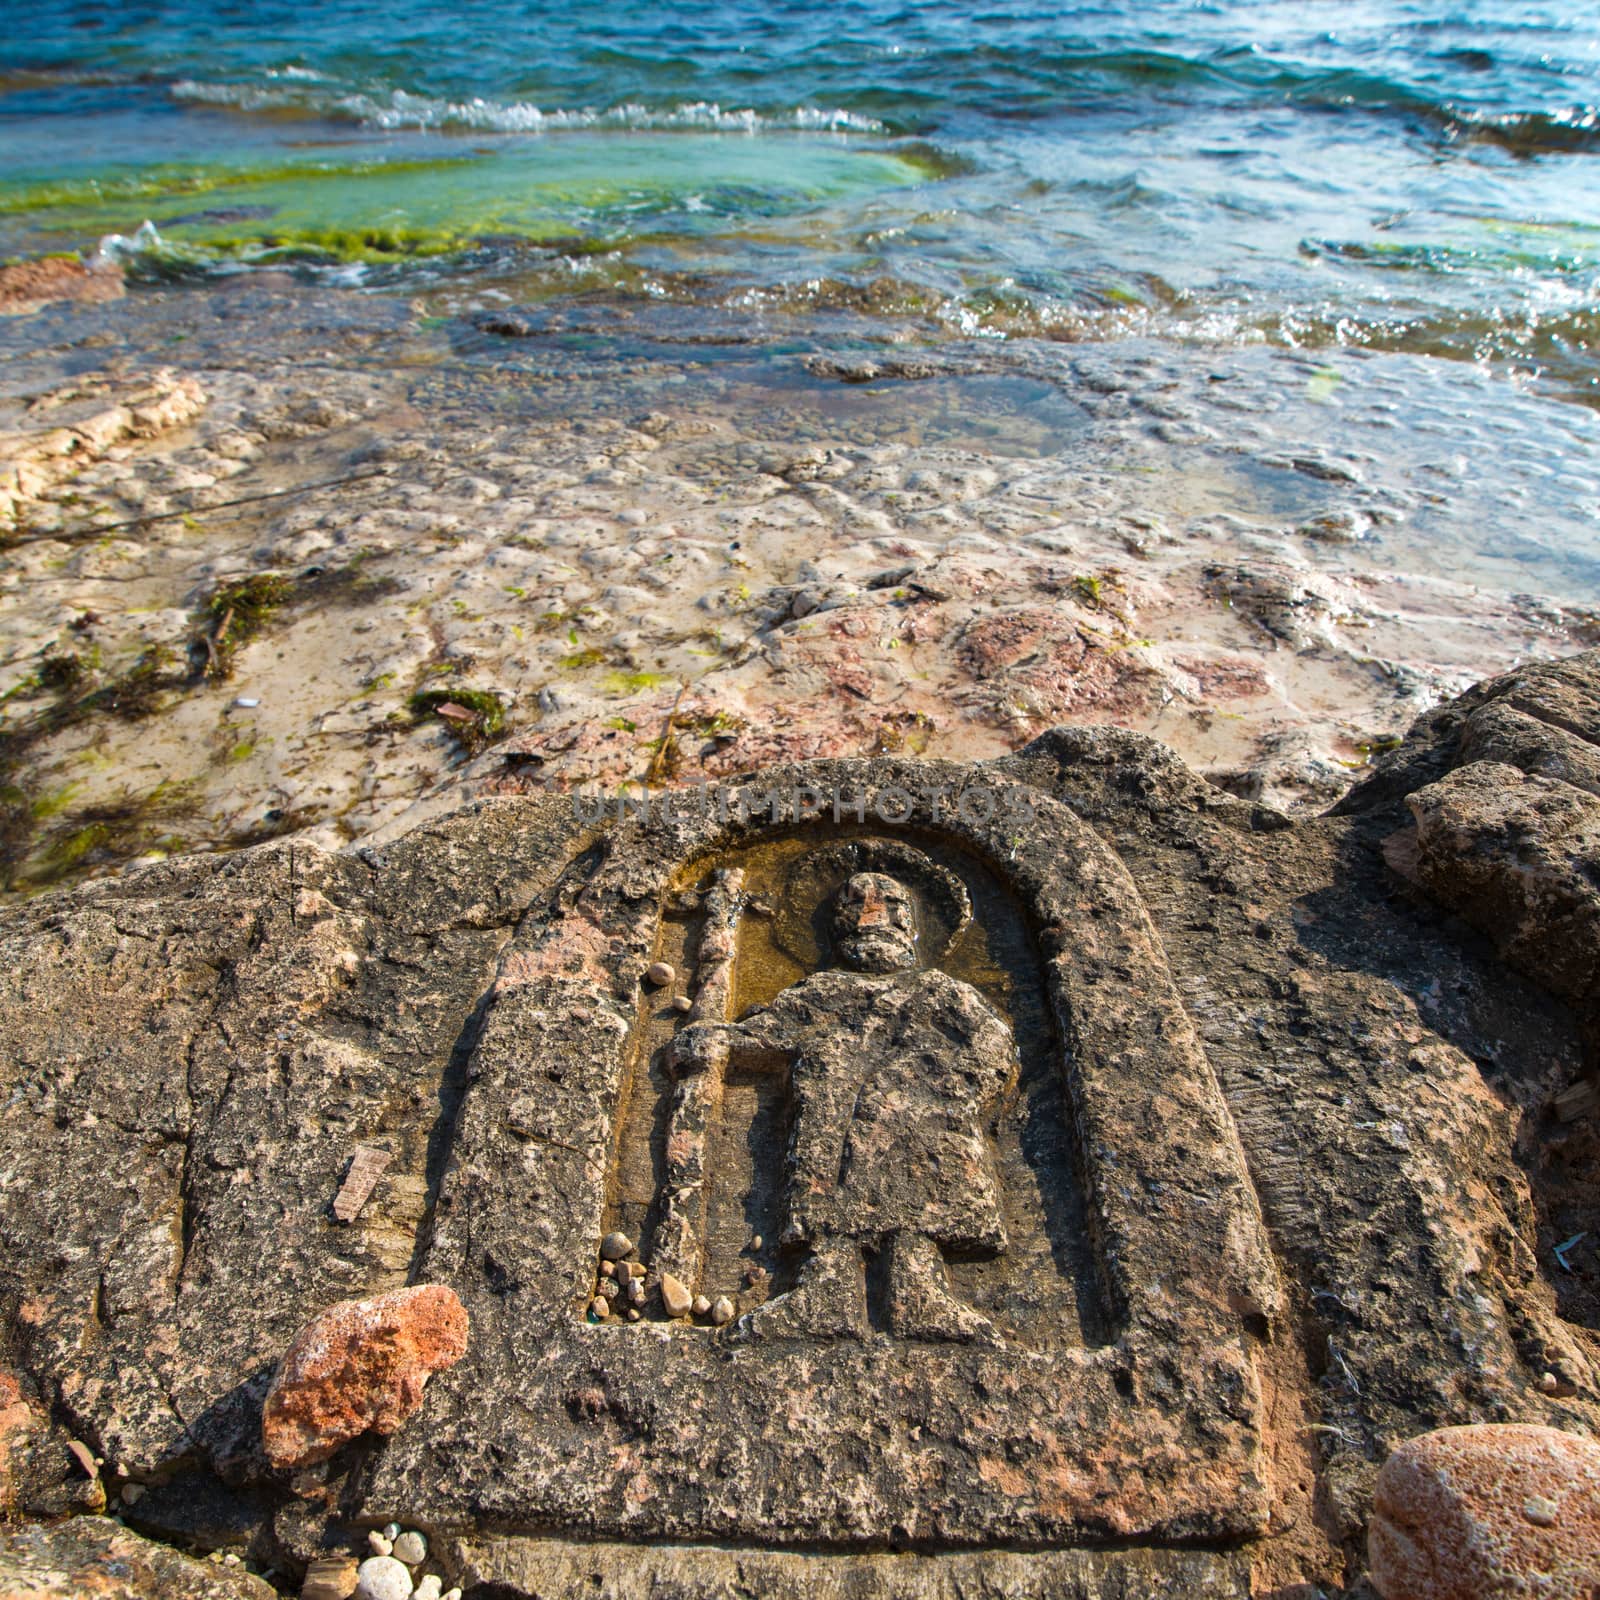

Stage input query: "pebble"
[
  {"left": 120, "top": 1483, "right": 145, "bottom": 1506},
  {"left": 671, "top": 995, "right": 694, "bottom": 1013},
  {"left": 710, "top": 1296, "right": 735, "bottom": 1326},
  {"left": 660, "top": 1272, "right": 693, "bottom": 1317},
  {"left": 749, "top": 1235, "right": 763, "bottom": 1252},
  {"left": 598, "top": 1278, "right": 620, "bottom": 1302},
  {"left": 598, "top": 1260, "right": 615, "bottom": 1279},
  {"left": 626, "top": 1278, "right": 646, "bottom": 1306},
  {"left": 627, "top": 1307, "right": 641, "bottom": 1321},
  {"left": 234, "top": 696, "right": 261, "bottom": 709},
  {"left": 614, "top": 1259, "right": 637, "bottom": 1286},
  {"left": 391, "top": 1531, "right": 427, "bottom": 1566},
  {"left": 1524, "top": 1495, "right": 1559, "bottom": 1527},
  {"left": 382, "top": 1525, "right": 401, "bottom": 1542},
  {"left": 646, "top": 961, "right": 676, "bottom": 986},
  {"left": 589, "top": 1297, "right": 609, "bottom": 1319},
  {"left": 355, "top": 1555, "right": 413, "bottom": 1600},
  {"left": 600, "top": 1231, "right": 633, "bottom": 1261},
  {"left": 368, "top": 1531, "right": 394, "bottom": 1557},
  {"left": 413, "top": 1579, "right": 443, "bottom": 1600},
  {"left": 692, "top": 1294, "right": 711, "bottom": 1316}
]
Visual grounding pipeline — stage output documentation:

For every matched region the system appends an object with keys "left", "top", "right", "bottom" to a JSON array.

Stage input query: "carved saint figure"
[{"left": 669, "top": 860, "right": 1017, "bottom": 1343}]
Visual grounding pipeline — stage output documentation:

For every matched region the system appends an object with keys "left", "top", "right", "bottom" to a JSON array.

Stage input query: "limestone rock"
[
  {"left": 0, "top": 1516, "right": 274, "bottom": 1598},
  {"left": 1369, "top": 1423, "right": 1600, "bottom": 1599},
  {"left": 261, "top": 1284, "right": 468, "bottom": 1468}
]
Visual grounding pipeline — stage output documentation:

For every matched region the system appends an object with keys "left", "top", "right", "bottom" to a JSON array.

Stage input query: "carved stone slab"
[{"left": 365, "top": 761, "right": 1280, "bottom": 1548}]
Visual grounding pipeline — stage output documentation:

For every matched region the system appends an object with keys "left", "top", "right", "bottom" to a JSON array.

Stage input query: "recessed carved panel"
[{"left": 365, "top": 765, "right": 1278, "bottom": 1550}]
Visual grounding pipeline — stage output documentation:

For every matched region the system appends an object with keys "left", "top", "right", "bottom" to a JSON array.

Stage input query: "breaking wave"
[{"left": 170, "top": 79, "right": 886, "bottom": 136}]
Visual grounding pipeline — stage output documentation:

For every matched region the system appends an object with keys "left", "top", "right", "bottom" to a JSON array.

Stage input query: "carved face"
[{"left": 832, "top": 871, "right": 918, "bottom": 973}]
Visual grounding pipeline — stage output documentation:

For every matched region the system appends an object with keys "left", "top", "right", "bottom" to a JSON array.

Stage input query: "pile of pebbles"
[
  {"left": 588, "top": 1229, "right": 738, "bottom": 1329},
  {"left": 304, "top": 1523, "right": 460, "bottom": 1600}
]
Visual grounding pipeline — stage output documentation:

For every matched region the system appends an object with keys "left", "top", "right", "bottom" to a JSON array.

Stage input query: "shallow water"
[
  {"left": 3, "top": 7, "right": 1600, "bottom": 892},
  {"left": 5, "top": 1, "right": 1599, "bottom": 401}
]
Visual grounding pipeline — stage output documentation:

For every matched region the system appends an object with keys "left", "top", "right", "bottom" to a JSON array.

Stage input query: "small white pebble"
[
  {"left": 646, "top": 961, "right": 675, "bottom": 986},
  {"left": 413, "top": 1578, "right": 442, "bottom": 1600},
  {"left": 233, "top": 696, "right": 261, "bottom": 709},
  {"left": 355, "top": 1555, "right": 413, "bottom": 1600},
  {"left": 392, "top": 1531, "right": 427, "bottom": 1566},
  {"left": 711, "top": 1295, "right": 735, "bottom": 1326},
  {"left": 589, "top": 1296, "right": 608, "bottom": 1319},
  {"left": 443, "top": 1590, "right": 462, "bottom": 1600},
  {"left": 1524, "top": 1494, "right": 1559, "bottom": 1527},
  {"left": 368, "top": 1531, "right": 394, "bottom": 1557},
  {"left": 692, "top": 1294, "right": 711, "bottom": 1316}
]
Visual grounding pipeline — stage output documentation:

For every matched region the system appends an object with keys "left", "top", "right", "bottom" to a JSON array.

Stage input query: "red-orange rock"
[
  {"left": 261, "top": 1284, "right": 468, "bottom": 1469},
  {"left": 1369, "top": 1423, "right": 1600, "bottom": 1600},
  {"left": 0, "top": 256, "right": 124, "bottom": 316}
]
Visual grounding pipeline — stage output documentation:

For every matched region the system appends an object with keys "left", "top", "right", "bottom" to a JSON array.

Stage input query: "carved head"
[{"left": 831, "top": 872, "right": 918, "bottom": 973}]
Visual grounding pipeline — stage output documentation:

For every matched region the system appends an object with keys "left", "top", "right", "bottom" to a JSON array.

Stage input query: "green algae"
[
  {"left": 602, "top": 670, "right": 673, "bottom": 695},
  {"left": 408, "top": 686, "right": 507, "bottom": 754},
  {"left": 197, "top": 573, "right": 294, "bottom": 678},
  {"left": 8, "top": 133, "right": 930, "bottom": 271}
]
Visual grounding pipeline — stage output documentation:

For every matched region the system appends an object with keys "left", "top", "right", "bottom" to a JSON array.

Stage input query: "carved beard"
[{"left": 837, "top": 925, "right": 917, "bottom": 973}]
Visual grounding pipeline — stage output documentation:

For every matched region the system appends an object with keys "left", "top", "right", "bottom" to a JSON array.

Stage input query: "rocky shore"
[
  {"left": 1, "top": 641, "right": 1598, "bottom": 1596},
  {"left": 4, "top": 276, "right": 1598, "bottom": 898}
]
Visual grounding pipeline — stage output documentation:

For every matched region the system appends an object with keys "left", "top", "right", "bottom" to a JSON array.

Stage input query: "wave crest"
[{"left": 170, "top": 79, "right": 885, "bottom": 135}]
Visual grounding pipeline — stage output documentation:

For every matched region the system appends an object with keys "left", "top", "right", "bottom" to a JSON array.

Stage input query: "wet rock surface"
[
  {"left": 2, "top": 652, "right": 1600, "bottom": 1595},
  {"left": 0, "top": 254, "right": 124, "bottom": 317},
  {"left": 4, "top": 281, "right": 1600, "bottom": 897}
]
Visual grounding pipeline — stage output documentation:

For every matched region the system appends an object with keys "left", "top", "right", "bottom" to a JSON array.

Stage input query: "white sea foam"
[
  {"left": 93, "top": 218, "right": 166, "bottom": 263},
  {"left": 170, "top": 79, "right": 885, "bottom": 135}
]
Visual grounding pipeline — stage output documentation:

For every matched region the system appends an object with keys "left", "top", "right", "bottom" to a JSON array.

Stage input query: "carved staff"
[{"left": 651, "top": 866, "right": 745, "bottom": 1293}]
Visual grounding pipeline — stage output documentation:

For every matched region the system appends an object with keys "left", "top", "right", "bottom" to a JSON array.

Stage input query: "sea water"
[{"left": 4, "top": 0, "right": 1598, "bottom": 402}]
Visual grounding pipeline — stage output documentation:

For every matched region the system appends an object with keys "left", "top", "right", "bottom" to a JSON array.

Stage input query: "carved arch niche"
[{"left": 380, "top": 760, "right": 1282, "bottom": 1550}]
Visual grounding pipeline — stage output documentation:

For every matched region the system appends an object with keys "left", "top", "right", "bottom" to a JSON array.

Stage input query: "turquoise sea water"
[{"left": 3, "top": 1, "right": 1599, "bottom": 402}]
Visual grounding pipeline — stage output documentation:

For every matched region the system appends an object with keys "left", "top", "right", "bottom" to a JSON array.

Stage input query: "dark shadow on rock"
[{"left": 1295, "top": 813, "right": 1598, "bottom": 1333}]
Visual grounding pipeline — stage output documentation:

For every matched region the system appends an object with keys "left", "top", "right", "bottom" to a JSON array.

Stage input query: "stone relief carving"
[{"left": 633, "top": 842, "right": 1019, "bottom": 1343}]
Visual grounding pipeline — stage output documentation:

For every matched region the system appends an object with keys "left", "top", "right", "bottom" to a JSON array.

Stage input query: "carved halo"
[{"left": 771, "top": 839, "right": 973, "bottom": 967}]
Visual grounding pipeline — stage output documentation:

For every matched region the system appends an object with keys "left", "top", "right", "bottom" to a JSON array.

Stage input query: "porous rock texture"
[
  {"left": 261, "top": 1284, "right": 468, "bottom": 1469},
  {"left": 1368, "top": 1423, "right": 1600, "bottom": 1600},
  {"left": 0, "top": 1515, "right": 274, "bottom": 1599},
  {"left": 2, "top": 651, "right": 1600, "bottom": 1596}
]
